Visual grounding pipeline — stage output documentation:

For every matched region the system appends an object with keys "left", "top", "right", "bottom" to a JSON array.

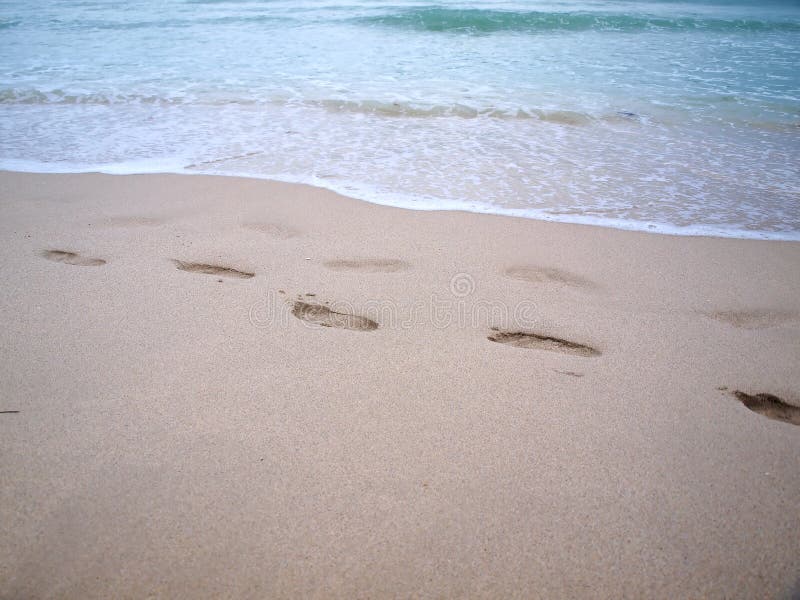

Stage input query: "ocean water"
[{"left": 1, "top": 0, "right": 799, "bottom": 239}]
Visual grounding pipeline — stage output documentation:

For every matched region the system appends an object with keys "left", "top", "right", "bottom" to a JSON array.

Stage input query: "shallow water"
[{"left": 1, "top": 0, "right": 799, "bottom": 238}]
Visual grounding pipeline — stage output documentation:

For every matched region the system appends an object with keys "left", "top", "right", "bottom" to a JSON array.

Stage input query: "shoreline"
[
  {"left": 2, "top": 165, "right": 798, "bottom": 242},
  {"left": 1, "top": 171, "right": 799, "bottom": 598}
]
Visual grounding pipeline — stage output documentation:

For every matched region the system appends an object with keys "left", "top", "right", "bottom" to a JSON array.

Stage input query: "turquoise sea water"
[{"left": 1, "top": 0, "right": 799, "bottom": 238}]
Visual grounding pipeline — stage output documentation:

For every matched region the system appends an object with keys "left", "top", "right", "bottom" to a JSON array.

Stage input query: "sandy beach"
[{"left": 0, "top": 170, "right": 798, "bottom": 598}]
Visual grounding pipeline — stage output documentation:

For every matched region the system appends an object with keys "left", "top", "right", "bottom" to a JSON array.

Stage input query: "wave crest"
[
  {"left": 356, "top": 8, "right": 800, "bottom": 34},
  {"left": 0, "top": 89, "right": 607, "bottom": 124}
]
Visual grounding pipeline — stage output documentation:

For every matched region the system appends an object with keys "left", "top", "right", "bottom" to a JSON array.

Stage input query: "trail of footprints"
[{"left": 40, "top": 247, "right": 798, "bottom": 426}]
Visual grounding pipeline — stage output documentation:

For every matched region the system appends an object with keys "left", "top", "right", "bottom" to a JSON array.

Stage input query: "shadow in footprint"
[
  {"left": 505, "top": 265, "right": 595, "bottom": 288},
  {"left": 42, "top": 250, "right": 106, "bottom": 267},
  {"left": 292, "top": 301, "right": 378, "bottom": 331},
  {"left": 172, "top": 260, "right": 254, "bottom": 279},
  {"left": 323, "top": 258, "right": 410, "bottom": 273},
  {"left": 488, "top": 328, "right": 600, "bottom": 356},
  {"left": 733, "top": 391, "right": 800, "bottom": 426}
]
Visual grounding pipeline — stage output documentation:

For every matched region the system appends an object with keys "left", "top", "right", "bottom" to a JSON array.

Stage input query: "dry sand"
[{"left": 0, "top": 171, "right": 798, "bottom": 599}]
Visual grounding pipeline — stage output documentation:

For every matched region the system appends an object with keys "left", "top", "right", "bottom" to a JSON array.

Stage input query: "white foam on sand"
[{"left": 2, "top": 159, "right": 799, "bottom": 241}]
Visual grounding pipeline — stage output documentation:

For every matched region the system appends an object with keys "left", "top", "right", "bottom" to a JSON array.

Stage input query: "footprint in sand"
[
  {"left": 242, "top": 222, "right": 300, "bottom": 240},
  {"left": 488, "top": 328, "right": 600, "bottom": 356},
  {"left": 731, "top": 390, "right": 800, "bottom": 426},
  {"left": 292, "top": 300, "right": 378, "bottom": 331},
  {"left": 323, "top": 258, "right": 410, "bottom": 273},
  {"left": 504, "top": 265, "right": 595, "bottom": 289},
  {"left": 172, "top": 260, "right": 254, "bottom": 279},
  {"left": 703, "top": 309, "right": 799, "bottom": 330},
  {"left": 42, "top": 250, "right": 106, "bottom": 267}
]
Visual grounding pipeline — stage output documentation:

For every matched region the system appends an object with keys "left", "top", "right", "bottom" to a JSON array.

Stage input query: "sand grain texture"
[{"left": 1, "top": 172, "right": 799, "bottom": 599}]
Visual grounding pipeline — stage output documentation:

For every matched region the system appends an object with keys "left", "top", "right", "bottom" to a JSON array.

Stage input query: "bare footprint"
[
  {"left": 42, "top": 250, "right": 106, "bottom": 267},
  {"left": 732, "top": 391, "right": 800, "bottom": 426},
  {"left": 504, "top": 265, "right": 594, "bottom": 288},
  {"left": 292, "top": 301, "right": 378, "bottom": 331},
  {"left": 172, "top": 260, "right": 254, "bottom": 279},
  {"left": 242, "top": 222, "right": 300, "bottom": 239},
  {"left": 323, "top": 258, "right": 410, "bottom": 273},
  {"left": 488, "top": 328, "right": 600, "bottom": 356},
  {"left": 703, "top": 310, "right": 799, "bottom": 330}
]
